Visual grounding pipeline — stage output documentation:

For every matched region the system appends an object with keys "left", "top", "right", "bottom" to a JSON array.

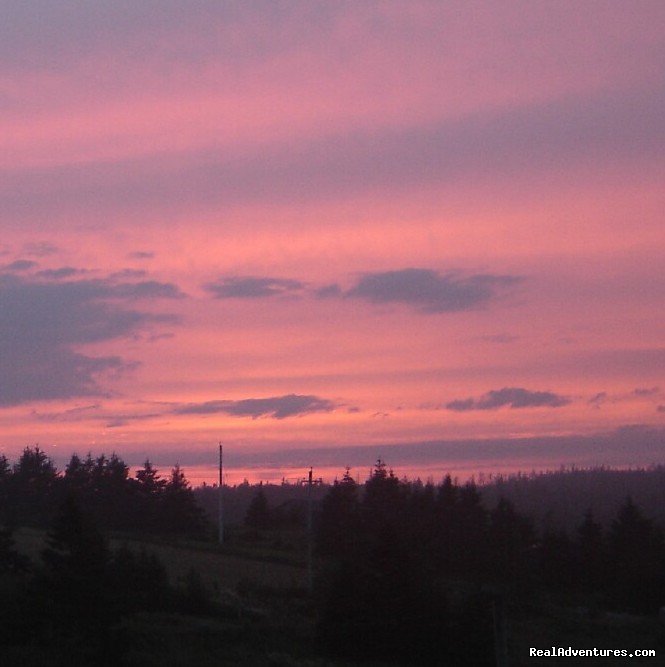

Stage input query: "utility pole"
[
  {"left": 218, "top": 443, "right": 224, "bottom": 545},
  {"left": 307, "top": 466, "right": 313, "bottom": 594},
  {"left": 492, "top": 591, "right": 509, "bottom": 667}
]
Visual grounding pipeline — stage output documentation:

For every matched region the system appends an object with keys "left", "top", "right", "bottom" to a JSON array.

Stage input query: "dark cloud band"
[
  {"left": 174, "top": 394, "right": 336, "bottom": 419},
  {"left": 204, "top": 276, "right": 305, "bottom": 299},
  {"left": 446, "top": 387, "right": 570, "bottom": 411},
  {"left": 345, "top": 268, "right": 520, "bottom": 313}
]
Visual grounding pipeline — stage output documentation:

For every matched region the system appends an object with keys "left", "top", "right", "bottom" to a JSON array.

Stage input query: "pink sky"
[{"left": 1, "top": 2, "right": 664, "bottom": 482}]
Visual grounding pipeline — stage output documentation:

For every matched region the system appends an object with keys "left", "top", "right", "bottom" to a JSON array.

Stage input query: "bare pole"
[
  {"left": 218, "top": 443, "right": 224, "bottom": 545},
  {"left": 307, "top": 466, "right": 313, "bottom": 593}
]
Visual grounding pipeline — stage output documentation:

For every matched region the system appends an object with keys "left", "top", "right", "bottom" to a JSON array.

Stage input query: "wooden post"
[
  {"left": 307, "top": 467, "right": 313, "bottom": 593},
  {"left": 218, "top": 443, "right": 224, "bottom": 545},
  {"left": 492, "top": 593, "right": 508, "bottom": 667}
]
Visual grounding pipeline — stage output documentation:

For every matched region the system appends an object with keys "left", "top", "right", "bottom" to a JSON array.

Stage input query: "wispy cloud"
[
  {"left": 36, "top": 267, "right": 84, "bottom": 280},
  {"left": 481, "top": 333, "right": 520, "bottom": 344},
  {"left": 3, "top": 259, "right": 38, "bottom": 272},
  {"left": 204, "top": 276, "right": 305, "bottom": 299},
  {"left": 174, "top": 394, "right": 336, "bottom": 419},
  {"left": 446, "top": 387, "right": 570, "bottom": 411},
  {"left": 344, "top": 268, "right": 521, "bottom": 313},
  {"left": 22, "top": 242, "right": 58, "bottom": 257},
  {"left": 109, "top": 279, "right": 185, "bottom": 299},
  {"left": 204, "top": 268, "right": 519, "bottom": 314},
  {"left": 634, "top": 386, "right": 660, "bottom": 397}
]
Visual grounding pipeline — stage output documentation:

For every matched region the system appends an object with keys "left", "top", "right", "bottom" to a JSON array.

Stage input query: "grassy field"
[
  {"left": 12, "top": 527, "right": 328, "bottom": 666},
  {"left": 12, "top": 528, "right": 664, "bottom": 665},
  {"left": 15, "top": 526, "right": 308, "bottom": 595}
]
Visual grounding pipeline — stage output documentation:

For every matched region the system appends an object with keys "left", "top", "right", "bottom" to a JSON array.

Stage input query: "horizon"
[
  {"left": 1, "top": 2, "right": 664, "bottom": 473},
  {"left": 7, "top": 424, "right": 665, "bottom": 487}
]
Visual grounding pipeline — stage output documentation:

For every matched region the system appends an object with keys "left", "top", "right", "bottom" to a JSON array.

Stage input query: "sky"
[{"left": 1, "top": 1, "right": 664, "bottom": 482}]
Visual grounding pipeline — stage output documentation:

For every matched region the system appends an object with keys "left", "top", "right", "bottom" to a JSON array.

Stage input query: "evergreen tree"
[
  {"left": 0, "top": 524, "right": 29, "bottom": 573},
  {"left": 11, "top": 445, "right": 58, "bottom": 525},
  {"left": 488, "top": 497, "right": 534, "bottom": 585},
  {"left": 608, "top": 497, "right": 665, "bottom": 612},
  {"left": 133, "top": 459, "right": 166, "bottom": 530},
  {"left": 0, "top": 455, "right": 10, "bottom": 523},
  {"left": 92, "top": 453, "right": 131, "bottom": 529},
  {"left": 135, "top": 458, "right": 165, "bottom": 494},
  {"left": 108, "top": 545, "right": 171, "bottom": 614},
  {"left": 64, "top": 453, "right": 93, "bottom": 490},
  {"left": 161, "top": 465, "right": 207, "bottom": 537},
  {"left": 245, "top": 484, "right": 271, "bottom": 529},
  {"left": 362, "top": 459, "right": 402, "bottom": 529},
  {"left": 576, "top": 508, "right": 606, "bottom": 593},
  {"left": 454, "top": 482, "right": 488, "bottom": 578},
  {"left": 33, "top": 496, "right": 126, "bottom": 664},
  {"left": 539, "top": 518, "right": 574, "bottom": 589},
  {"left": 0, "top": 454, "right": 9, "bottom": 479},
  {"left": 435, "top": 474, "right": 459, "bottom": 574},
  {"left": 42, "top": 494, "right": 109, "bottom": 581},
  {"left": 316, "top": 467, "right": 360, "bottom": 559}
]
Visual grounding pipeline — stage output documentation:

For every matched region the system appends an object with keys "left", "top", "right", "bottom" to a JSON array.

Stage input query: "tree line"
[
  {"left": 311, "top": 460, "right": 665, "bottom": 664},
  {"left": 0, "top": 446, "right": 208, "bottom": 537}
]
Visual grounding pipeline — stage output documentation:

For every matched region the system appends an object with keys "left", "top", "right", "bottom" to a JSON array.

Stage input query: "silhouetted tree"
[
  {"left": 92, "top": 453, "right": 131, "bottom": 529},
  {"left": 133, "top": 459, "right": 166, "bottom": 530},
  {"left": 135, "top": 458, "right": 166, "bottom": 496},
  {"left": 435, "top": 474, "right": 459, "bottom": 574},
  {"left": 0, "top": 524, "right": 29, "bottom": 574},
  {"left": 42, "top": 494, "right": 109, "bottom": 583},
  {"left": 245, "top": 484, "right": 271, "bottom": 529},
  {"left": 0, "top": 455, "right": 10, "bottom": 523},
  {"left": 488, "top": 497, "right": 534, "bottom": 585},
  {"left": 33, "top": 494, "right": 118, "bottom": 664},
  {"left": 608, "top": 497, "right": 665, "bottom": 612},
  {"left": 63, "top": 453, "right": 93, "bottom": 491},
  {"left": 160, "top": 464, "right": 208, "bottom": 537},
  {"left": 454, "top": 482, "right": 488, "bottom": 578},
  {"left": 363, "top": 459, "right": 402, "bottom": 527},
  {"left": 11, "top": 446, "right": 58, "bottom": 525},
  {"left": 539, "top": 519, "right": 574, "bottom": 589},
  {"left": 108, "top": 545, "right": 171, "bottom": 614},
  {"left": 316, "top": 467, "right": 360, "bottom": 559},
  {"left": 576, "top": 508, "right": 606, "bottom": 593}
]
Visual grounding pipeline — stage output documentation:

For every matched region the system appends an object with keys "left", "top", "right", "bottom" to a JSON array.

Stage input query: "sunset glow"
[{"left": 1, "top": 1, "right": 664, "bottom": 481}]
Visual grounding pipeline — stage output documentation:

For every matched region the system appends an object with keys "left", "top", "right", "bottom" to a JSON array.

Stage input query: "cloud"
[
  {"left": 204, "top": 276, "right": 305, "bottom": 299},
  {"left": 36, "top": 267, "right": 83, "bottom": 279},
  {"left": 345, "top": 268, "right": 520, "bottom": 313},
  {"left": 634, "top": 387, "right": 660, "bottom": 397},
  {"left": 109, "top": 279, "right": 185, "bottom": 299},
  {"left": 6, "top": 81, "right": 664, "bottom": 227},
  {"left": 446, "top": 387, "right": 570, "bottom": 411},
  {"left": 32, "top": 402, "right": 165, "bottom": 428},
  {"left": 137, "top": 426, "right": 665, "bottom": 472},
  {"left": 3, "top": 259, "right": 38, "bottom": 272},
  {"left": 22, "top": 242, "right": 59, "bottom": 257},
  {"left": 33, "top": 404, "right": 102, "bottom": 422},
  {"left": 315, "top": 284, "right": 342, "bottom": 298},
  {"left": 588, "top": 392, "right": 608, "bottom": 408},
  {"left": 0, "top": 273, "right": 180, "bottom": 405},
  {"left": 110, "top": 269, "right": 147, "bottom": 279},
  {"left": 658, "top": 405, "right": 665, "bottom": 413},
  {"left": 482, "top": 333, "right": 519, "bottom": 344},
  {"left": 127, "top": 251, "right": 154, "bottom": 259},
  {"left": 174, "top": 394, "right": 336, "bottom": 420}
]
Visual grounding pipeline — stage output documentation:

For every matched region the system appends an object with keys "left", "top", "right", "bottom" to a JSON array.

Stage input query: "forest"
[{"left": 1, "top": 447, "right": 664, "bottom": 665}]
